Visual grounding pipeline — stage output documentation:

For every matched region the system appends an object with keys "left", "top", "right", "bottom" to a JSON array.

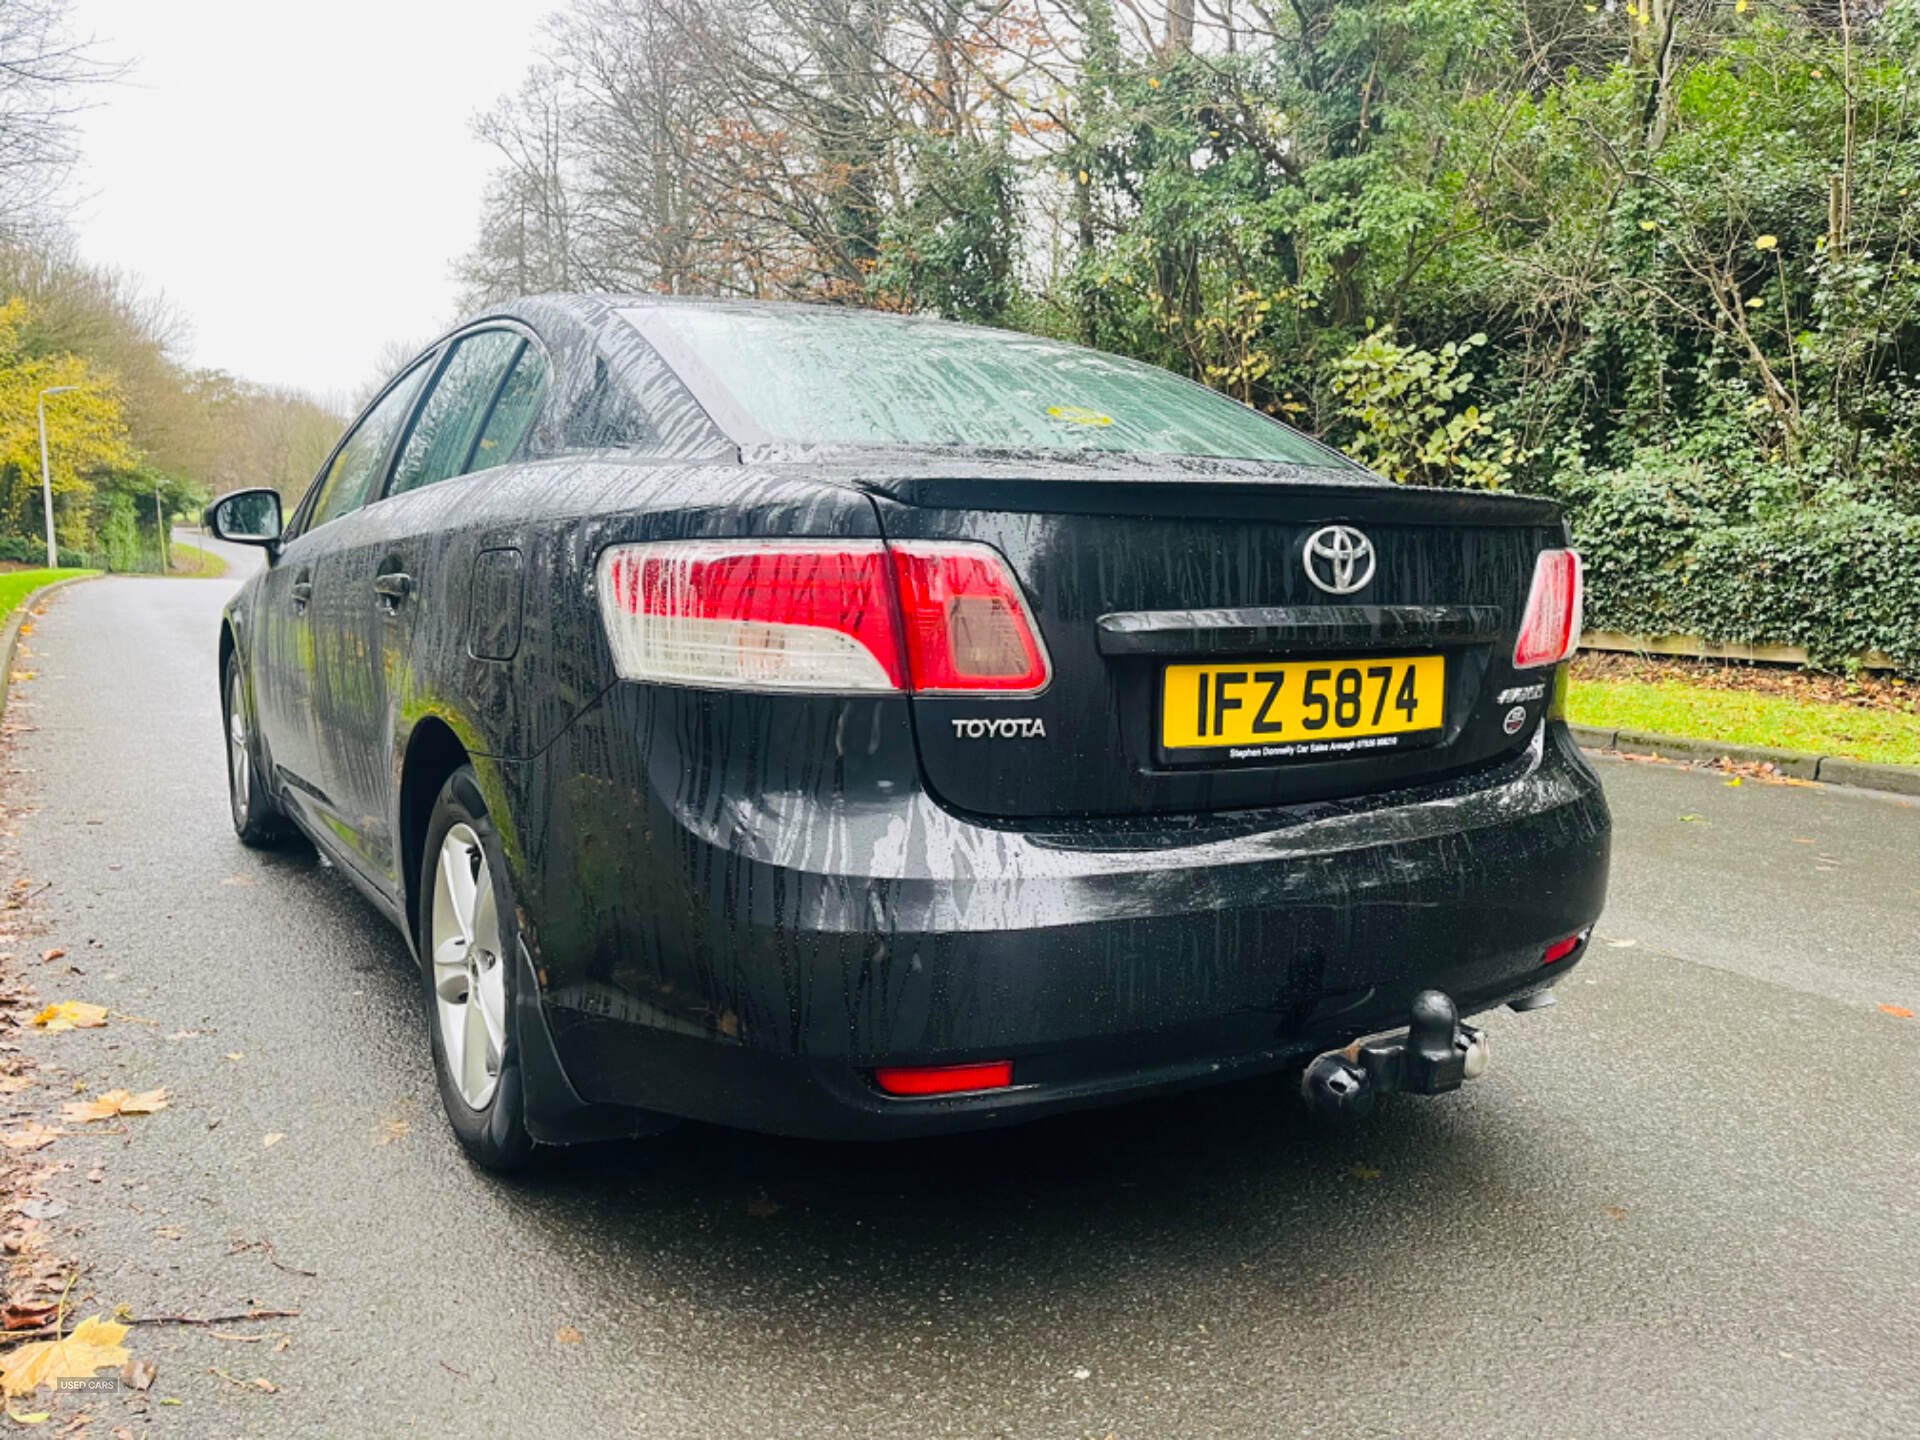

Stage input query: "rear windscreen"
[{"left": 626, "top": 306, "right": 1349, "bottom": 467}]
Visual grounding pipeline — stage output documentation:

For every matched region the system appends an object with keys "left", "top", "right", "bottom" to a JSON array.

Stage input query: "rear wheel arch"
[{"left": 399, "top": 718, "right": 475, "bottom": 958}]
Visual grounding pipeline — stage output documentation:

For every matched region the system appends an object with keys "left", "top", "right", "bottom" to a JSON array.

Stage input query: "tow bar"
[{"left": 1300, "top": 990, "right": 1490, "bottom": 1120}]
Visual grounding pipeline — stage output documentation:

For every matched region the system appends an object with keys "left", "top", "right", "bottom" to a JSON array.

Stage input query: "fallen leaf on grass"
[
  {"left": 555, "top": 1326, "right": 582, "bottom": 1345},
  {"left": 261, "top": 1133, "right": 284, "bottom": 1148},
  {"left": 1879, "top": 1005, "right": 1914, "bottom": 1019},
  {"left": 0, "top": 1316, "right": 130, "bottom": 1398},
  {"left": 29, "top": 1002, "right": 104, "bottom": 1032},
  {"left": 1, "top": 1125, "right": 63, "bottom": 1153},
  {"left": 61, "top": 1088, "right": 167, "bottom": 1123}
]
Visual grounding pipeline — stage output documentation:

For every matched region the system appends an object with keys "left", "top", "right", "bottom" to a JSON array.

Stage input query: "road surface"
[{"left": 4, "top": 566, "right": 1916, "bottom": 1438}]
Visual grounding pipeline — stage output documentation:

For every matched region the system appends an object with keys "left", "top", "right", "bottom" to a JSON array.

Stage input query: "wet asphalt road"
[{"left": 5, "top": 563, "right": 1918, "bottom": 1439}]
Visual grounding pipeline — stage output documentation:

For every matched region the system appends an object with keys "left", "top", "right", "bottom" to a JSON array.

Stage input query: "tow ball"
[{"left": 1300, "top": 990, "right": 1489, "bottom": 1120}]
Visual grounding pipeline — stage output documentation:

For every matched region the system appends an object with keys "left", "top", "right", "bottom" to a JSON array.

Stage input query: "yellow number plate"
[{"left": 1161, "top": 655, "right": 1446, "bottom": 761}]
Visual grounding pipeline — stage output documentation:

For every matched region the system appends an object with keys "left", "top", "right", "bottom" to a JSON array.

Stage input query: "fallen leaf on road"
[
  {"left": 0, "top": 1316, "right": 130, "bottom": 1398},
  {"left": 225, "top": 1053, "right": 243, "bottom": 1062},
  {"left": 2, "top": 1304, "right": 56, "bottom": 1332},
  {"left": 262, "top": 1132, "right": 284, "bottom": 1148},
  {"left": 61, "top": 1088, "right": 168, "bottom": 1123},
  {"left": 1603, "top": 1205, "right": 1628, "bottom": 1221},
  {"left": 555, "top": 1326, "right": 582, "bottom": 1345},
  {"left": 1724, "top": 777, "right": 1741, "bottom": 787},
  {"left": 1346, "top": 1163, "right": 1381, "bottom": 1182},
  {"left": 4, "top": 1408, "right": 49, "bottom": 1425},
  {"left": 30, "top": 1002, "right": 104, "bottom": 1031},
  {"left": 36, "top": 951, "right": 62, "bottom": 964},
  {"left": 118, "top": 1359, "right": 156, "bottom": 1392},
  {"left": 1879, "top": 1005, "right": 1914, "bottom": 1019},
  {"left": 372, "top": 1118, "right": 408, "bottom": 1146},
  {"left": 1, "top": 1125, "right": 63, "bottom": 1153},
  {"left": 220, "top": 876, "right": 254, "bottom": 887},
  {"left": 208, "top": 1366, "right": 276, "bottom": 1393},
  {"left": 1677, "top": 813, "right": 1704, "bottom": 823},
  {"left": 0, "top": 1077, "right": 34, "bottom": 1093}
]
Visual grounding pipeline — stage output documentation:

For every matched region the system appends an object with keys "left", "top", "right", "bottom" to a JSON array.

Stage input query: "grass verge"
[
  {"left": 1569, "top": 677, "right": 1920, "bottom": 766},
  {"left": 167, "top": 542, "right": 228, "bottom": 578},
  {"left": 0, "top": 567, "right": 96, "bottom": 623}
]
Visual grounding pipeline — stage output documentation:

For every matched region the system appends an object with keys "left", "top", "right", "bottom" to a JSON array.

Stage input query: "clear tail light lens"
[
  {"left": 1513, "top": 549, "right": 1584, "bottom": 669},
  {"left": 595, "top": 539, "right": 1050, "bottom": 695},
  {"left": 596, "top": 542, "right": 905, "bottom": 692}
]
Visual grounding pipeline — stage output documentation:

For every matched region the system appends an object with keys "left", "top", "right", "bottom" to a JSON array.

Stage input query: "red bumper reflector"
[
  {"left": 1542, "top": 934, "right": 1583, "bottom": 965},
  {"left": 874, "top": 1061, "right": 1013, "bottom": 1097}
]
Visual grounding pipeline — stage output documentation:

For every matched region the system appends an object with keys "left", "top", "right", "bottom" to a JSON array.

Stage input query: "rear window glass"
[
  {"left": 470, "top": 341, "right": 549, "bottom": 472},
  {"left": 389, "top": 331, "right": 525, "bottom": 497},
  {"left": 628, "top": 307, "right": 1345, "bottom": 466}
]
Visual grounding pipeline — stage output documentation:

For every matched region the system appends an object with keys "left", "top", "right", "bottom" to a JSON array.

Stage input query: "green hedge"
[
  {"left": 1555, "top": 467, "right": 1920, "bottom": 672},
  {"left": 0, "top": 534, "right": 88, "bottom": 568}
]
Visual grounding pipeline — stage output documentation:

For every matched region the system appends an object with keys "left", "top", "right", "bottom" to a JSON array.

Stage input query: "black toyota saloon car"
[{"left": 206, "top": 296, "right": 1609, "bottom": 1170}]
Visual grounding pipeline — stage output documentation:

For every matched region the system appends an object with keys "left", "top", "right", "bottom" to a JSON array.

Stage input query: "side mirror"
[{"left": 205, "top": 488, "right": 284, "bottom": 547}]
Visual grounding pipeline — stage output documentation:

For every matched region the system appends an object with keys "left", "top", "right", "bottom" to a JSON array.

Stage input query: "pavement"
[{"left": 2, "top": 565, "right": 1916, "bottom": 1439}]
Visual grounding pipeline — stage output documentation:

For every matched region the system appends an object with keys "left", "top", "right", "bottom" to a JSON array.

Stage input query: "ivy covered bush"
[{"left": 1552, "top": 459, "right": 1920, "bottom": 669}]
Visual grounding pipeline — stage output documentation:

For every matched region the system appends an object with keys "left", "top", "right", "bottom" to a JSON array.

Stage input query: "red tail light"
[
  {"left": 1542, "top": 933, "right": 1583, "bottom": 964},
  {"left": 891, "top": 542, "right": 1051, "bottom": 694},
  {"left": 596, "top": 540, "right": 1049, "bottom": 695},
  {"left": 1513, "top": 549, "right": 1584, "bottom": 669},
  {"left": 874, "top": 1061, "right": 1014, "bottom": 1096}
]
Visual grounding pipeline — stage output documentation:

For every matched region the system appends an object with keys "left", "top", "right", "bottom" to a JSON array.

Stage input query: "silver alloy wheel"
[
  {"left": 430, "top": 822, "right": 508, "bottom": 1111},
  {"left": 226, "top": 668, "right": 250, "bottom": 825}
]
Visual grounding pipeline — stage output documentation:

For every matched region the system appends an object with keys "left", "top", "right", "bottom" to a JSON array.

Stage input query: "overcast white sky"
[{"left": 68, "top": 0, "right": 560, "bottom": 406}]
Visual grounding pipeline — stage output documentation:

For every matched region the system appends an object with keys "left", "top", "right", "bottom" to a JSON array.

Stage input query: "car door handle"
[
  {"left": 290, "top": 580, "right": 312, "bottom": 608},
  {"left": 373, "top": 571, "right": 414, "bottom": 610}
]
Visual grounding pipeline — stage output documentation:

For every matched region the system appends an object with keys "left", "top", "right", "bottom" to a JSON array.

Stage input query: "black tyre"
[
  {"left": 223, "top": 651, "right": 291, "bottom": 848},
  {"left": 419, "top": 765, "right": 537, "bottom": 1172}
]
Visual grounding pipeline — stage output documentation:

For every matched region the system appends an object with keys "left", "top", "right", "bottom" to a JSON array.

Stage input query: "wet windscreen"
[{"left": 631, "top": 307, "right": 1348, "bottom": 466}]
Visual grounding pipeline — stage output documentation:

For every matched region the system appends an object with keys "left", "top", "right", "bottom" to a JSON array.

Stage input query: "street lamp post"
[{"left": 37, "top": 385, "right": 78, "bottom": 569}]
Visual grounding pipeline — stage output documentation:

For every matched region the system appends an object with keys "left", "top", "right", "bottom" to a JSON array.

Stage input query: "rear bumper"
[{"left": 514, "top": 720, "right": 1609, "bottom": 1140}]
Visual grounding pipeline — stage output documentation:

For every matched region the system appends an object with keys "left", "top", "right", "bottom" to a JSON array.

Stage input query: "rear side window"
[
  {"left": 388, "top": 331, "right": 526, "bottom": 497},
  {"left": 305, "top": 361, "right": 432, "bottom": 531},
  {"left": 469, "top": 342, "right": 549, "bottom": 473}
]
